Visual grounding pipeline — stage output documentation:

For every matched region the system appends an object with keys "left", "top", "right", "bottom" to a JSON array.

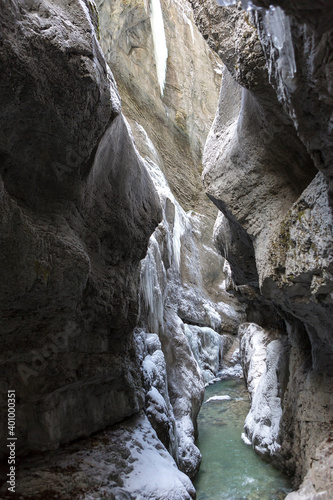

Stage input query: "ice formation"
[
  {"left": 137, "top": 121, "right": 244, "bottom": 477},
  {"left": 185, "top": 325, "right": 224, "bottom": 383},
  {"left": 263, "top": 6, "right": 296, "bottom": 79},
  {"left": 150, "top": 0, "right": 168, "bottom": 96},
  {"left": 216, "top": 0, "right": 258, "bottom": 9},
  {"left": 240, "top": 324, "right": 288, "bottom": 457},
  {"left": 139, "top": 155, "right": 187, "bottom": 335},
  {"left": 216, "top": 1, "right": 296, "bottom": 78},
  {"left": 140, "top": 234, "right": 167, "bottom": 334}
]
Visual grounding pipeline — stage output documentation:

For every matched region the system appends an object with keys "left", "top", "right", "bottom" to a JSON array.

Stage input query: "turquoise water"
[{"left": 194, "top": 379, "right": 293, "bottom": 500}]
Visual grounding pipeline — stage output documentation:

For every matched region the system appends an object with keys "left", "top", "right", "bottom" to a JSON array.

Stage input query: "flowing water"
[{"left": 194, "top": 379, "right": 293, "bottom": 500}]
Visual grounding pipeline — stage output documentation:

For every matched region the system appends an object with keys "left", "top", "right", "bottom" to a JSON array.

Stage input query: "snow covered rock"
[
  {"left": 240, "top": 323, "right": 289, "bottom": 459},
  {"left": 139, "top": 331, "right": 178, "bottom": 461},
  {"left": 191, "top": 1, "right": 333, "bottom": 491},
  {"left": 0, "top": 413, "right": 196, "bottom": 500},
  {"left": 185, "top": 324, "right": 224, "bottom": 383}
]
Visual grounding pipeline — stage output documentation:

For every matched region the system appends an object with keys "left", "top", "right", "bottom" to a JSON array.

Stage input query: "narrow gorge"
[{"left": 0, "top": 0, "right": 332, "bottom": 499}]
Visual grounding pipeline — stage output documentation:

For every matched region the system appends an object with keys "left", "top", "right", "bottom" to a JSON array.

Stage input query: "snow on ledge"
[{"left": 206, "top": 394, "right": 231, "bottom": 403}]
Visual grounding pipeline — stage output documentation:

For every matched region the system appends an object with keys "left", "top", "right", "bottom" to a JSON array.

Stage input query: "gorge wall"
[
  {"left": 1, "top": 0, "right": 333, "bottom": 498},
  {"left": 0, "top": 0, "right": 163, "bottom": 456},
  {"left": 190, "top": 0, "right": 333, "bottom": 496}
]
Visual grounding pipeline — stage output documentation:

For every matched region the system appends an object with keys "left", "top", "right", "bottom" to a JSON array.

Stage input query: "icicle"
[
  {"left": 241, "top": 0, "right": 260, "bottom": 11},
  {"left": 172, "top": 208, "right": 182, "bottom": 270},
  {"left": 140, "top": 235, "right": 166, "bottom": 334},
  {"left": 263, "top": 6, "right": 296, "bottom": 78},
  {"left": 150, "top": 0, "right": 168, "bottom": 97}
]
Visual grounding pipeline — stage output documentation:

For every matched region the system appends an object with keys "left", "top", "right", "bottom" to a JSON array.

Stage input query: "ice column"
[{"left": 150, "top": 0, "right": 168, "bottom": 97}]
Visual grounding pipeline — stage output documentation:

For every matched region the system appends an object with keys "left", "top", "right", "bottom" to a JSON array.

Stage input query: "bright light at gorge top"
[{"left": 216, "top": 0, "right": 296, "bottom": 78}]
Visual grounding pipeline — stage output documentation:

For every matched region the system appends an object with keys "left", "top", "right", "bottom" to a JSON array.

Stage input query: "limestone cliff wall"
[
  {"left": 0, "top": 0, "right": 161, "bottom": 457},
  {"left": 96, "top": 0, "right": 222, "bottom": 217},
  {"left": 190, "top": 0, "right": 333, "bottom": 494}
]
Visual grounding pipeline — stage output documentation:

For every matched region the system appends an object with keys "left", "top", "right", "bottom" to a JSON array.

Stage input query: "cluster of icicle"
[
  {"left": 216, "top": 0, "right": 296, "bottom": 79},
  {"left": 138, "top": 125, "right": 186, "bottom": 334}
]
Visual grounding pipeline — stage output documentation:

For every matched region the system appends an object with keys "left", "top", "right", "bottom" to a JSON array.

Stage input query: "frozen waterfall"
[{"left": 150, "top": 0, "right": 168, "bottom": 97}]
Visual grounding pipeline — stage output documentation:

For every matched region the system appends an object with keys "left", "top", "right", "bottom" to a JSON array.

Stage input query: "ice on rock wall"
[
  {"left": 216, "top": 0, "right": 258, "bottom": 10},
  {"left": 215, "top": 1, "right": 296, "bottom": 79},
  {"left": 139, "top": 151, "right": 241, "bottom": 338},
  {"left": 185, "top": 325, "right": 224, "bottom": 384},
  {"left": 263, "top": 6, "right": 296, "bottom": 79},
  {"left": 139, "top": 156, "right": 188, "bottom": 335},
  {"left": 137, "top": 122, "right": 245, "bottom": 477},
  {"left": 140, "top": 234, "right": 167, "bottom": 334},
  {"left": 216, "top": 0, "right": 237, "bottom": 6},
  {"left": 150, "top": 0, "right": 168, "bottom": 97},
  {"left": 240, "top": 324, "right": 289, "bottom": 458},
  {"left": 243, "top": 339, "right": 286, "bottom": 455},
  {"left": 141, "top": 332, "right": 179, "bottom": 460}
]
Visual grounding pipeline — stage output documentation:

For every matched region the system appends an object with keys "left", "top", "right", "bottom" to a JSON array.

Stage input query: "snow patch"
[{"left": 206, "top": 395, "right": 231, "bottom": 403}]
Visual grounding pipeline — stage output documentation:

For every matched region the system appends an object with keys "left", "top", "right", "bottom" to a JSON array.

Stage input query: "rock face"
[
  {"left": 191, "top": 0, "right": 333, "bottom": 494},
  {"left": 96, "top": 0, "right": 222, "bottom": 217},
  {"left": 0, "top": 1, "right": 246, "bottom": 496},
  {"left": 0, "top": 0, "right": 161, "bottom": 457}
]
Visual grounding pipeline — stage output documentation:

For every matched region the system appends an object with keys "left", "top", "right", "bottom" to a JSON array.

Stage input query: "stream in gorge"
[{"left": 194, "top": 379, "right": 293, "bottom": 500}]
